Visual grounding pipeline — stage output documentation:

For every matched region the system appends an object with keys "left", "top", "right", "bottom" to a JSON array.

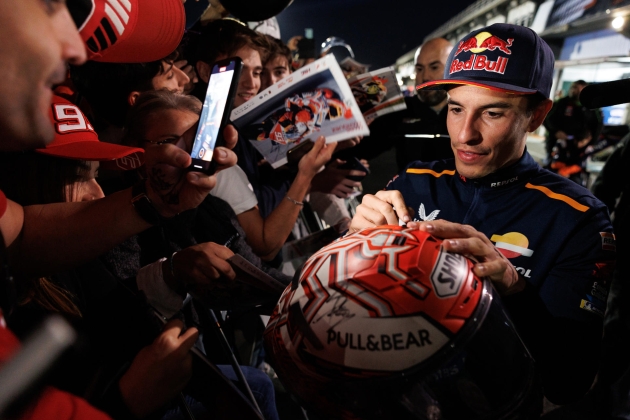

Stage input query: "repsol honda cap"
[{"left": 417, "top": 23, "right": 554, "bottom": 97}]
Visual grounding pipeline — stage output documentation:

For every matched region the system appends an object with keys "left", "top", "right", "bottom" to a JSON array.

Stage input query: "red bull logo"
[
  {"left": 455, "top": 32, "right": 514, "bottom": 56},
  {"left": 450, "top": 32, "right": 514, "bottom": 76},
  {"left": 449, "top": 54, "right": 509, "bottom": 75}
]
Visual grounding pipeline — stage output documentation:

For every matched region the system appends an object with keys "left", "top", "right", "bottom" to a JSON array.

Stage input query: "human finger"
[
  {"left": 222, "top": 125, "right": 238, "bottom": 150},
  {"left": 145, "top": 143, "right": 191, "bottom": 169},
  {"left": 357, "top": 195, "right": 399, "bottom": 226},
  {"left": 373, "top": 190, "right": 411, "bottom": 223}
]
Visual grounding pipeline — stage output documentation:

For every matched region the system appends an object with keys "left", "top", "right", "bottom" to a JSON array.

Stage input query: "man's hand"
[
  {"left": 297, "top": 136, "right": 337, "bottom": 179},
  {"left": 349, "top": 190, "right": 412, "bottom": 233},
  {"left": 118, "top": 319, "right": 198, "bottom": 418},
  {"left": 311, "top": 158, "right": 365, "bottom": 198},
  {"left": 413, "top": 220, "right": 524, "bottom": 295},
  {"left": 166, "top": 242, "right": 236, "bottom": 296},
  {"left": 335, "top": 136, "right": 362, "bottom": 152},
  {"left": 555, "top": 130, "right": 568, "bottom": 140},
  {"left": 143, "top": 125, "right": 238, "bottom": 218}
]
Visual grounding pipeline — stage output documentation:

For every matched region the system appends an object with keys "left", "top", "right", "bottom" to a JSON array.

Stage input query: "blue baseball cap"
[{"left": 417, "top": 23, "right": 554, "bottom": 97}]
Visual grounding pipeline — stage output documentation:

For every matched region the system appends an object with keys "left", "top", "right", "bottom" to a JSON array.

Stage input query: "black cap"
[{"left": 417, "top": 23, "right": 555, "bottom": 97}]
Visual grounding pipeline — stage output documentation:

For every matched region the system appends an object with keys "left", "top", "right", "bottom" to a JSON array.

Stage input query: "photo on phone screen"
[{"left": 189, "top": 57, "right": 243, "bottom": 174}]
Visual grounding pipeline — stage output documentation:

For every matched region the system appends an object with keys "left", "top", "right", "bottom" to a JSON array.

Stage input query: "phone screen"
[{"left": 190, "top": 60, "right": 238, "bottom": 166}]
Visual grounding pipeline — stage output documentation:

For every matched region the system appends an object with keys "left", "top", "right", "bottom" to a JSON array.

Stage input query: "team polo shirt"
[{"left": 386, "top": 151, "right": 615, "bottom": 325}]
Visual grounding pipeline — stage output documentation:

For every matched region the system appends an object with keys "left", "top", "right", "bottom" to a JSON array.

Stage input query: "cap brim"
[
  {"left": 93, "top": 0, "right": 185, "bottom": 63},
  {"left": 417, "top": 79, "right": 537, "bottom": 95},
  {"left": 36, "top": 142, "right": 144, "bottom": 170}
]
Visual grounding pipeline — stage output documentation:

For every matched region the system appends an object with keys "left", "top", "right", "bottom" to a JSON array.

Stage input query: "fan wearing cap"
[
  {"left": 349, "top": 23, "right": 615, "bottom": 406},
  {"left": 0, "top": 1, "right": 239, "bottom": 418},
  {"left": 0, "top": 95, "right": 201, "bottom": 420},
  {"left": 0, "top": 0, "right": 239, "bottom": 280}
]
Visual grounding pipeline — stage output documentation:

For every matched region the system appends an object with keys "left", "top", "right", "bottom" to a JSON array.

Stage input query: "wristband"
[
  {"left": 286, "top": 195, "right": 304, "bottom": 206},
  {"left": 131, "top": 182, "right": 168, "bottom": 226}
]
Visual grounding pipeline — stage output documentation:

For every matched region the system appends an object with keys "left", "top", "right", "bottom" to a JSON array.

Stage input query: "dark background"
[{"left": 276, "top": 0, "right": 476, "bottom": 69}]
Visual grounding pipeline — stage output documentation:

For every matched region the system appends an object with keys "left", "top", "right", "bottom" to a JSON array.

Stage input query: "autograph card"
[{"left": 231, "top": 55, "right": 370, "bottom": 168}]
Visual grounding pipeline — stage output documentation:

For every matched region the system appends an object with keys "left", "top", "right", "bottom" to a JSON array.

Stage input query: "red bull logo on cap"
[
  {"left": 450, "top": 32, "right": 514, "bottom": 76},
  {"left": 455, "top": 32, "right": 514, "bottom": 56}
]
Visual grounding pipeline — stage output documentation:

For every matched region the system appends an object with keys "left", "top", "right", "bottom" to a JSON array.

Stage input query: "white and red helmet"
[{"left": 264, "top": 226, "right": 540, "bottom": 419}]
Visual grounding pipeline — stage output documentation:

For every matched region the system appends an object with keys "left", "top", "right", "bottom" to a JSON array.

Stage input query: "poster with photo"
[
  {"left": 347, "top": 66, "right": 407, "bottom": 124},
  {"left": 230, "top": 55, "right": 370, "bottom": 168}
]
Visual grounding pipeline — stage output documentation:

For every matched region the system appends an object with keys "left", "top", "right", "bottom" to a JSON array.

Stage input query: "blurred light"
[
  {"left": 409, "top": 74, "right": 416, "bottom": 80},
  {"left": 612, "top": 16, "right": 625, "bottom": 29}
]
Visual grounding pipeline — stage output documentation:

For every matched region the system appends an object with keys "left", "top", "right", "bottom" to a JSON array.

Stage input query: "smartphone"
[
  {"left": 338, "top": 156, "right": 370, "bottom": 181},
  {"left": 189, "top": 57, "right": 243, "bottom": 174}
]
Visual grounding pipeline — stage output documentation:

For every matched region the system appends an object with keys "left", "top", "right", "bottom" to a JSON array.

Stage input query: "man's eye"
[
  {"left": 449, "top": 106, "right": 462, "bottom": 114},
  {"left": 486, "top": 111, "right": 503, "bottom": 118}
]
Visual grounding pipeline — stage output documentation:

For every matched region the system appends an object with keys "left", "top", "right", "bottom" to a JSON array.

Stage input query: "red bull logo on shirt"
[{"left": 450, "top": 32, "right": 514, "bottom": 76}]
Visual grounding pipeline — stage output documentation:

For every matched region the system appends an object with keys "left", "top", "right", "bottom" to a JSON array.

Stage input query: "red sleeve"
[
  {"left": 19, "top": 388, "right": 112, "bottom": 420},
  {"left": 0, "top": 321, "right": 20, "bottom": 362},
  {"left": 0, "top": 190, "right": 7, "bottom": 219},
  {"left": 0, "top": 323, "right": 111, "bottom": 420}
]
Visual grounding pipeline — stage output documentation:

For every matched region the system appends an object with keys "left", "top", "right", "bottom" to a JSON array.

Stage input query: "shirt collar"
[{"left": 457, "top": 149, "right": 539, "bottom": 189}]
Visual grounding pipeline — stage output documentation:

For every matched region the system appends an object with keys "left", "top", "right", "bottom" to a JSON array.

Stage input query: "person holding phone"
[
  {"left": 1, "top": 94, "right": 281, "bottom": 420},
  {"left": 188, "top": 20, "right": 295, "bottom": 219},
  {"left": 125, "top": 90, "right": 336, "bottom": 264}
]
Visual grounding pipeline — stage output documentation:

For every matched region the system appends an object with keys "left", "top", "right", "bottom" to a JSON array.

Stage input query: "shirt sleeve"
[
  {"left": 210, "top": 166, "right": 258, "bottom": 215},
  {"left": 539, "top": 205, "right": 615, "bottom": 324}
]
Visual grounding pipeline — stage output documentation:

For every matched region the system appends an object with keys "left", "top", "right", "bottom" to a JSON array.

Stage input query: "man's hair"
[
  {"left": 263, "top": 35, "right": 292, "bottom": 69},
  {"left": 122, "top": 90, "right": 202, "bottom": 147},
  {"left": 186, "top": 19, "right": 269, "bottom": 66},
  {"left": 70, "top": 50, "right": 179, "bottom": 128},
  {"left": 0, "top": 153, "right": 91, "bottom": 205},
  {"left": 574, "top": 80, "right": 588, "bottom": 87},
  {"left": 526, "top": 93, "right": 548, "bottom": 115}
]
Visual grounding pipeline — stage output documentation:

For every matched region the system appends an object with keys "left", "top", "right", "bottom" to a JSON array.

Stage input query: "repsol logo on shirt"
[
  {"left": 490, "top": 176, "right": 518, "bottom": 187},
  {"left": 327, "top": 329, "right": 432, "bottom": 351}
]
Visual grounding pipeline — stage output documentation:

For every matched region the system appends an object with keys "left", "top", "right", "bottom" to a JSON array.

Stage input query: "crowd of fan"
[{"left": 0, "top": 1, "right": 629, "bottom": 420}]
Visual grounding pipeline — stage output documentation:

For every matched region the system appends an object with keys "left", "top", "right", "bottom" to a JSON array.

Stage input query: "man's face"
[
  {"left": 569, "top": 82, "right": 585, "bottom": 99},
  {"left": 261, "top": 54, "right": 290, "bottom": 90},
  {"left": 143, "top": 109, "right": 199, "bottom": 152},
  {"left": 0, "top": 0, "right": 86, "bottom": 151},
  {"left": 152, "top": 61, "right": 191, "bottom": 94},
  {"left": 415, "top": 44, "right": 449, "bottom": 106},
  {"left": 218, "top": 46, "right": 262, "bottom": 108},
  {"left": 447, "top": 85, "right": 535, "bottom": 179},
  {"left": 66, "top": 161, "right": 105, "bottom": 202}
]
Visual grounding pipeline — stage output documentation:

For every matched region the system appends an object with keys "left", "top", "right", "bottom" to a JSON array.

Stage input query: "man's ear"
[
  {"left": 128, "top": 91, "right": 140, "bottom": 106},
  {"left": 196, "top": 61, "right": 211, "bottom": 83},
  {"left": 528, "top": 99, "right": 553, "bottom": 132}
]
